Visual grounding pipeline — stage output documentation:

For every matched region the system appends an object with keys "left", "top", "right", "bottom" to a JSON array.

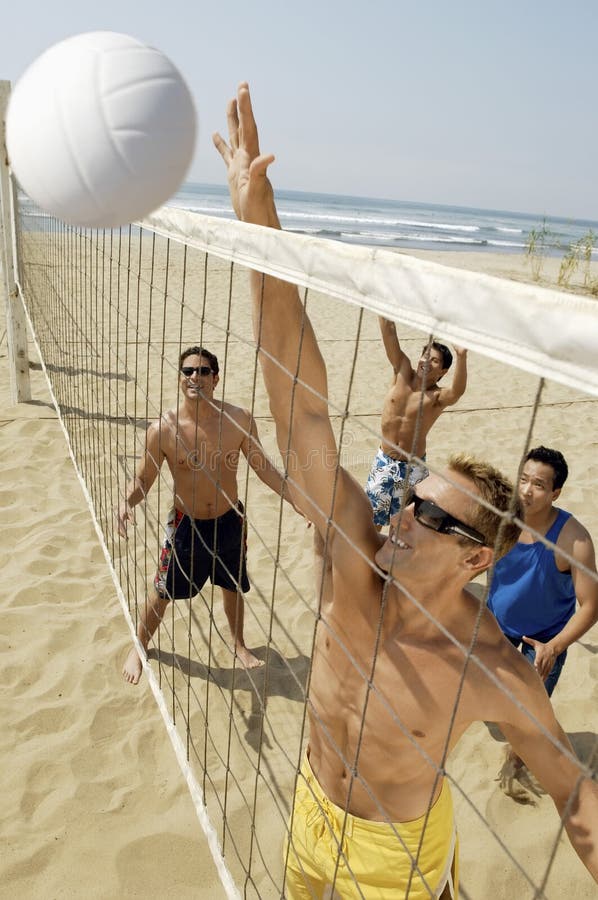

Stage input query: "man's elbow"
[
  {"left": 562, "top": 782, "right": 598, "bottom": 881},
  {"left": 268, "top": 393, "right": 327, "bottom": 424},
  {"left": 135, "top": 476, "right": 152, "bottom": 498},
  {"left": 557, "top": 774, "right": 598, "bottom": 821}
]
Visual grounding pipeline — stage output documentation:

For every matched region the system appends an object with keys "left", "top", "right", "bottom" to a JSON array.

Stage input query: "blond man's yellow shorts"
[{"left": 284, "top": 753, "right": 458, "bottom": 899}]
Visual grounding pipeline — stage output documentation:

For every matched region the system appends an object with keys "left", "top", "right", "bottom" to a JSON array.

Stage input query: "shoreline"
[{"left": 401, "top": 247, "right": 598, "bottom": 294}]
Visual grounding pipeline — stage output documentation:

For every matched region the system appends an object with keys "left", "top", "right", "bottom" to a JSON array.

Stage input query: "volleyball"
[{"left": 5, "top": 31, "right": 197, "bottom": 228}]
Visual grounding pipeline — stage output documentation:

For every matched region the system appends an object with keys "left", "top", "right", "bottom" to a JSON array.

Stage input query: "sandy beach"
[
  {"left": 2, "top": 241, "right": 597, "bottom": 899},
  {"left": 0, "top": 330, "right": 222, "bottom": 897}
]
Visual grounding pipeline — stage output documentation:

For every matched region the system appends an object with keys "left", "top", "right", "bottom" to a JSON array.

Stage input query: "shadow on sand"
[{"left": 147, "top": 644, "right": 311, "bottom": 754}]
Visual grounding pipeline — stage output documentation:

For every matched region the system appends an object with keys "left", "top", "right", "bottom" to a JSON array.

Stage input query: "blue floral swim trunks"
[{"left": 365, "top": 448, "right": 428, "bottom": 527}]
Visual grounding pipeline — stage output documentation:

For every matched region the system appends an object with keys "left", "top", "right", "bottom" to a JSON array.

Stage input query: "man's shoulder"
[
  {"left": 387, "top": 367, "right": 413, "bottom": 392},
  {"left": 556, "top": 509, "right": 590, "bottom": 543},
  {"left": 428, "top": 384, "right": 446, "bottom": 404},
  {"left": 461, "top": 598, "right": 509, "bottom": 660},
  {"left": 220, "top": 399, "right": 250, "bottom": 419},
  {"left": 464, "top": 607, "right": 542, "bottom": 698},
  {"left": 556, "top": 510, "right": 595, "bottom": 559},
  {"left": 461, "top": 590, "right": 499, "bottom": 635},
  {"left": 435, "top": 382, "right": 459, "bottom": 407},
  {"left": 148, "top": 410, "right": 177, "bottom": 436},
  {"left": 218, "top": 402, "right": 252, "bottom": 436}
]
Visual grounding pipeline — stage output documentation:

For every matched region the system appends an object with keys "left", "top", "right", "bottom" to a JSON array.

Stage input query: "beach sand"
[
  {"left": 0, "top": 335, "right": 223, "bottom": 897},
  {"left": 2, "top": 244, "right": 597, "bottom": 899}
]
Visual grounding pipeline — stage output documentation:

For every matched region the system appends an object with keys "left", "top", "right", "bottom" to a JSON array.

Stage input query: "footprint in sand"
[{"left": 19, "top": 761, "right": 64, "bottom": 820}]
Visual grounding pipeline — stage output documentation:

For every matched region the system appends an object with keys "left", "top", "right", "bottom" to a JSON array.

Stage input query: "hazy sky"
[{"left": 2, "top": 0, "right": 597, "bottom": 219}]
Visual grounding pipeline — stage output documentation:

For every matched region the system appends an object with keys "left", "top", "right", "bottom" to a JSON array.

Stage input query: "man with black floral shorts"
[{"left": 118, "top": 345, "right": 302, "bottom": 683}]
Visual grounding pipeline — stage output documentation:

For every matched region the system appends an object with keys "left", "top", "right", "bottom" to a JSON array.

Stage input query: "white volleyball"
[{"left": 6, "top": 31, "right": 197, "bottom": 228}]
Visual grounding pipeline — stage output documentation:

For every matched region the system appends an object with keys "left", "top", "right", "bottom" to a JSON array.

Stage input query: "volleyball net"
[{"left": 6, "top": 188, "right": 598, "bottom": 898}]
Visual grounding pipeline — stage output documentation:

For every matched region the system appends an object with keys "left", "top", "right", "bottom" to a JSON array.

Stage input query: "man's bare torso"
[
  {"left": 307, "top": 553, "right": 522, "bottom": 824},
  {"left": 158, "top": 401, "right": 248, "bottom": 519},
  {"left": 380, "top": 375, "right": 445, "bottom": 459}
]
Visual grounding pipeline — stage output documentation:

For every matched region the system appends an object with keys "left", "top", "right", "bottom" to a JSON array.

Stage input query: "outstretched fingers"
[
  {"left": 213, "top": 83, "right": 266, "bottom": 168},
  {"left": 226, "top": 97, "right": 240, "bottom": 151},
  {"left": 214, "top": 82, "right": 276, "bottom": 226},
  {"left": 212, "top": 130, "right": 231, "bottom": 164},
  {"left": 237, "top": 82, "right": 261, "bottom": 158}
]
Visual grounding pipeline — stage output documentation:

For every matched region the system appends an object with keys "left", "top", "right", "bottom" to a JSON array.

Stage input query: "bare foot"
[
  {"left": 497, "top": 746, "right": 543, "bottom": 805},
  {"left": 235, "top": 645, "right": 265, "bottom": 670},
  {"left": 506, "top": 748, "right": 525, "bottom": 770},
  {"left": 122, "top": 646, "right": 144, "bottom": 684}
]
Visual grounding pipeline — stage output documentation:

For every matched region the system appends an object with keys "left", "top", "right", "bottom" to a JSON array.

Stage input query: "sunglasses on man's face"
[
  {"left": 408, "top": 492, "right": 487, "bottom": 546},
  {"left": 181, "top": 365, "right": 213, "bottom": 378}
]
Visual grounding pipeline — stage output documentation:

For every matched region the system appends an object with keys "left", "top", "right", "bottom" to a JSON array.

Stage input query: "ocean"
[
  {"left": 17, "top": 180, "right": 598, "bottom": 257},
  {"left": 168, "top": 182, "right": 598, "bottom": 257}
]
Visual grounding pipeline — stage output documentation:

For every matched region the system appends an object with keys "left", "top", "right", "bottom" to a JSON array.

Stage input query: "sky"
[{"left": 1, "top": 0, "right": 597, "bottom": 220}]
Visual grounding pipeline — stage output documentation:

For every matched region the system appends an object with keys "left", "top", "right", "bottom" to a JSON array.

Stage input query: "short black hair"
[
  {"left": 421, "top": 340, "right": 453, "bottom": 370},
  {"left": 525, "top": 446, "right": 568, "bottom": 490},
  {"left": 179, "top": 345, "right": 219, "bottom": 375}
]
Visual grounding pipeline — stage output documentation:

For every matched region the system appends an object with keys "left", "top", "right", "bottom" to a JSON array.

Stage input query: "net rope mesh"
[{"left": 12, "top": 197, "right": 598, "bottom": 899}]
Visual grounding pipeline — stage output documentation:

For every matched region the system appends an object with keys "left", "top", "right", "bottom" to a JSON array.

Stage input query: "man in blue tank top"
[{"left": 488, "top": 446, "right": 598, "bottom": 700}]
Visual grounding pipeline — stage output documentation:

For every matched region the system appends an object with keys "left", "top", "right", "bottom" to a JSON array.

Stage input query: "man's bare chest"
[
  {"left": 167, "top": 421, "right": 241, "bottom": 473},
  {"left": 386, "top": 386, "right": 439, "bottom": 418},
  {"left": 312, "top": 621, "right": 471, "bottom": 751}
]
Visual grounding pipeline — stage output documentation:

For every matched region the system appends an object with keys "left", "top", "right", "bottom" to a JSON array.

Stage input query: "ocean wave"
[
  {"left": 295, "top": 227, "right": 533, "bottom": 250},
  {"left": 486, "top": 239, "right": 527, "bottom": 249},
  {"left": 20, "top": 209, "right": 52, "bottom": 219},
  {"left": 278, "top": 209, "right": 479, "bottom": 233},
  {"left": 301, "top": 228, "right": 481, "bottom": 245},
  {"left": 168, "top": 201, "right": 234, "bottom": 215},
  {"left": 395, "top": 233, "right": 486, "bottom": 245}
]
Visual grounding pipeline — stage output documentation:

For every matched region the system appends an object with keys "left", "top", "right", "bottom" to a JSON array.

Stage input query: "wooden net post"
[{"left": 0, "top": 80, "right": 31, "bottom": 403}]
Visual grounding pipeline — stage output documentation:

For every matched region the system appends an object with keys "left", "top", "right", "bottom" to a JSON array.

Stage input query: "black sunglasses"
[
  {"left": 181, "top": 365, "right": 213, "bottom": 377},
  {"left": 409, "top": 492, "right": 487, "bottom": 546}
]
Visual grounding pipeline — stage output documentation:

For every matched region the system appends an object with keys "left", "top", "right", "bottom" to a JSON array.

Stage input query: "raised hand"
[{"left": 212, "top": 83, "right": 279, "bottom": 228}]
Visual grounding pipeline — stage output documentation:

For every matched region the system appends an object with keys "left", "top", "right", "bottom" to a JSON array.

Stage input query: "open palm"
[{"left": 213, "top": 82, "right": 278, "bottom": 228}]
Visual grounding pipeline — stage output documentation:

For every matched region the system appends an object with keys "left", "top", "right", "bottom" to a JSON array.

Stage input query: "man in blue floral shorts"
[{"left": 366, "top": 317, "right": 468, "bottom": 528}]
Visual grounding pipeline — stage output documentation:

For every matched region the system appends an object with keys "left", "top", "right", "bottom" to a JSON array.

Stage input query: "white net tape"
[{"left": 144, "top": 207, "right": 598, "bottom": 396}]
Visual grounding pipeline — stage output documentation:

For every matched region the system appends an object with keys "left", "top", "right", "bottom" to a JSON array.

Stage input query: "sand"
[{"left": 2, "top": 244, "right": 597, "bottom": 899}]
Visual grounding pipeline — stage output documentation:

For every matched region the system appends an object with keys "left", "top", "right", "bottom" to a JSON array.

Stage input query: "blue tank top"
[{"left": 487, "top": 508, "right": 575, "bottom": 641}]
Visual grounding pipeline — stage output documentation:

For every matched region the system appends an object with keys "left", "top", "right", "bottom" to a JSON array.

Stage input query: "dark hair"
[
  {"left": 524, "top": 446, "right": 568, "bottom": 490},
  {"left": 179, "top": 345, "right": 219, "bottom": 375},
  {"left": 422, "top": 341, "right": 453, "bottom": 370}
]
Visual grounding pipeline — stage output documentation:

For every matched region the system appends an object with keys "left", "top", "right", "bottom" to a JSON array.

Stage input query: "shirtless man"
[
  {"left": 119, "top": 345, "right": 300, "bottom": 684},
  {"left": 366, "top": 318, "right": 468, "bottom": 527},
  {"left": 213, "top": 84, "right": 598, "bottom": 896}
]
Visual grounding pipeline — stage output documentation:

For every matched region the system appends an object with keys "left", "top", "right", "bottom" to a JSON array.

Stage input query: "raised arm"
[
  {"left": 241, "top": 414, "right": 306, "bottom": 518},
  {"left": 116, "top": 421, "right": 164, "bottom": 537},
  {"left": 213, "top": 84, "right": 368, "bottom": 537},
  {"left": 523, "top": 519, "right": 598, "bottom": 679},
  {"left": 378, "top": 316, "right": 411, "bottom": 376},
  {"left": 438, "top": 346, "right": 468, "bottom": 407}
]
